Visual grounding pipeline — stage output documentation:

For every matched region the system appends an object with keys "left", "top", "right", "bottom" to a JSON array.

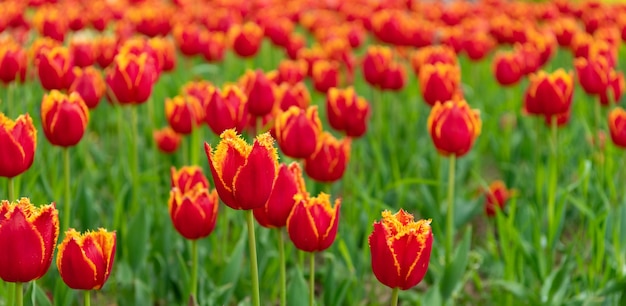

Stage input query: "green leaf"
[
  {"left": 540, "top": 258, "right": 572, "bottom": 305},
  {"left": 126, "top": 212, "right": 152, "bottom": 271},
  {"left": 287, "top": 265, "right": 308, "bottom": 306},
  {"left": 439, "top": 227, "right": 472, "bottom": 301},
  {"left": 27, "top": 281, "right": 52, "bottom": 306},
  {"left": 216, "top": 228, "right": 247, "bottom": 306},
  {"left": 490, "top": 280, "right": 531, "bottom": 299},
  {"left": 423, "top": 286, "right": 442, "bottom": 306}
]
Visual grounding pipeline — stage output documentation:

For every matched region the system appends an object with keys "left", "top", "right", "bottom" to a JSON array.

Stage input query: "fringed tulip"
[
  {"left": 304, "top": 132, "right": 350, "bottom": 182},
  {"left": 326, "top": 87, "right": 370, "bottom": 138},
  {"left": 254, "top": 162, "right": 305, "bottom": 228},
  {"left": 168, "top": 185, "right": 219, "bottom": 240},
  {"left": 154, "top": 127, "right": 182, "bottom": 154},
  {"left": 170, "top": 166, "right": 209, "bottom": 192},
  {"left": 70, "top": 66, "right": 106, "bottom": 109},
  {"left": 286, "top": 192, "right": 341, "bottom": 252},
  {"left": 165, "top": 95, "right": 203, "bottom": 135},
  {"left": 609, "top": 107, "right": 626, "bottom": 148},
  {"left": 275, "top": 106, "right": 322, "bottom": 159},
  {"left": 419, "top": 63, "right": 462, "bottom": 106},
  {"left": 205, "top": 85, "right": 249, "bottom": 135},
  {"left": 0, "top": 113, "right": 37, "bottom": 178},
  {"left": 41, "top": 90, "right": 90, "bottom": 148},
  {"left": 427, "top": 99, "right": 482, "bottom": 157},
  {"left": 105, "top": 52, "right": 157, "bottom": 105}
]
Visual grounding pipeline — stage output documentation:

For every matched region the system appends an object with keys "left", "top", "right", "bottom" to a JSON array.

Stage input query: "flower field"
[{"left": 1, "top": 0, "right": 626, "bottom": 305}]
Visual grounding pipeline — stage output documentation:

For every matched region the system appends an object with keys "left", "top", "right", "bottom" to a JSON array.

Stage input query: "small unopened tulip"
[
  {"left": 523, "top": 69, "right": 574, "bottom": 118},
  {"left": 427, "top": 99, "right": 481, "bottom": 157},
  {"left": 70, "top": 66, "right": 106, "bottom": 109},
  {"left": 419, "top": 63, "right": 462, "bottom": 106},
  {"left": 0, "top": 113, "right": 37, "bottom": 178},
  {"left": 492, "top": 51, "right": 524, "bottom": 86},
  {"left": 362, "top": 45, "right": 392, "bottom": 88},
  {"left": 240, "top": 70, "right": 277, "bottom": 117},
  {"left": 229, "top": 22, "right": 263, "bottom": 58},
  {"left": 276, "top": 82, "right": 310, "bottom": 111},
  {"left": 201, "top": 31, "right": 226, "bottom": 63},
  {"left": 287, "top": 192, "right": 341, "bottom": 252},
  {"left": 70, "top": 39, "right": 96, "bottom": 68},
  {"left": 173, "top": 23, "right": 205, "bottom": 57},
  {"left": 326, "top": 87, "right": 370, "bottom": 138},
  {"left": 32, "top": 6, "right": 67, "bottom": 42},
  {"left": 106, "top": 52, "right": 157, "bottom": 105},
  {"left": 154, "top": 127, "right": 182, "bottom": 154},
  {"left": 41, "top": 90, "right": 90, "bottom": 148},
  {"left": 482, "top": 181, "right": 513, "bottom": 217},
  {"left": 37, "top": 46, "right": 75, "bottom": 91},
  {"left": 275, "top": 106, "right": 322, "bottom": 159},
  {"left": 312, "top": 60, "right": 340, "bottom": 93},
  {"left": 170, "top": 166, "right": 209, "bottom": 192},
  {"left": 169, "top": 185, "right": 219, "bottom": 240},
  {"left": 304, "top": 132, "right": 350, "bottom": 182},
  {"left": 165, "top": 95, "right": 203, "bottom": 135},
  {"left": 205, "top": 85, "right": 249, "bottom": 135},
  {"left": 95, "top": 36, "right": 118, "bottom": 68},
  {"left": 0, "top": 40, "right": 26, "bottom": 84},
  {"left": 276, "top": 60, "right": 307, "bottom": 85},
  {"left": 609, "top": 107, "right": 626, "bottom": 148}
]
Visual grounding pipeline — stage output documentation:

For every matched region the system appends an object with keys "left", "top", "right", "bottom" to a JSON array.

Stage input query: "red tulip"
[
  {"left": 304, "top": 132, "right": 350, "bottom": 183},
  {"left": 286, "top": 192, "right": 341, "bottom": 252},
  {"left": 240, "top": 70, "right": 277, "bottom": 117},
  {"left": 0, "top": 113, "right": 37, "bottom": 178},
  {"left": 312, "top": 60, "right": 340, "bottom": 93},
  {"left": 201, "top": 31, "right": 226, "bottom": 63},
  {"left": 37, "top": 46, "right": 75, "bottom": 91},
  {"left": 95, "top": 36, "right": 118, "bottom": 68},
  {"left": 153, "top": 127, "right": 182, "bottom": 154},
  {"left": 369, "top": 209, "right": 432, "bottom": 290},
  {"left": 275, "top": 59, "right": 307, "bottom": 85},
  {"left": 254, "top": 162, "right": 306, "bottom": 228},
  {"left": 148, "top": 37, "right": 177, "bottom": 72},
  {"left": 173, "top": 23, "right": 205, "bottom": 57},
  {"left": 105, "top": 52, "right": 157, "bottom": 105},
  {"left": 0, "top": 39, "right": 26, "bottom": 84},
  {"left": 169, "top": 185, "right": 219, "bottom": 240},
  {"left": 204, "top": 129, "right": 278, "bottom": 210},
  {"left": 482, "top": 181, "right": 514, "bottom": 217},
  {"left": 275, "top": 106, "right": 322, "bottom": 159},
  {"left": 170, "top": 166, "right": 209, "bottom": 192},
  {"left": 0, "top": 198, "right": 59, "bottom": 282},
  {"left": 410, "top": 45, "right": 458, "bottom": 75},
  {"left": 551, "top": 17, "right": 579, "bottom": 47},
  {"left": 41, "top": 90, "right": 90, "bottom": 148},
  {"left": 461, "top": 31, "right": 496, "bottom": 61},
  {"left": 362, "top": 45, "right": 392, "bottom": 88},
  {"left": 56, "top": 228, "right": 116, "bottom": 290},
  {"left": 419, "top": 63, "right": 462, "bottom": 107},
  {"left": 276, "top": 82, "right": 310, "bottom": 111},
  {"left": 326, "top": 87, "right": 370, "bottom": 138},
  {"left": 523, "top": 69, "right": 574, "bottom": 119},
  {"left": 609, "top": 107, "right": 626, "bottom": 148},
  {"left": 427, "top": 99, "right": 482, "bottom": 157},
  {"left": 205, "top": 85, "right": 249, "bottom": 135},
  {"left": 70, "top": 66, "right": 106, "bottom": 109},
  {"left": 165, "top": 95, "right": 203, "bottom": 135},
  {"left": 492, "top": 51, "right": 524, "bottom": 86},
  {"left": 229, "top": 22, "right": 263, "bottom": 58},
  {"left": 70, "top": 39, "right": 96, "bottom": 68},
  {"left": 33, "top": 6, "right": 68, "bottom": 42}
]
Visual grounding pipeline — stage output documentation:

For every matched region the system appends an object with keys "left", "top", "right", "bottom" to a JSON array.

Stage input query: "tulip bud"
[
  {"left": 33, "top": 6, "right": 68, "bottom": 42},
  {"left": 285, "top": 33, "right": 306, "bottom": 60},
  {"left": 205, "top": 85, "right": 249, "bottom": 135},
  {"left": 276, "top": 59, "right": 307, "bottom": 85},
  {"left": 379, "top": 63, "right": 407, "bottom": 91},
  {"left": 482, "top": 181, "right": 513, "bottom": 217},
  {"left": 419, "top": 63, "right": 462, "bottom": 107},
  {"left": 41, "top": 90, "right": 90, "bottom": 148},
  {"left": 240, "top": 69, "right": 277, "bottom": 117},
  {"left": 0, "top": 198, "right": 59, "bottom": 282},
  {"left": 70, "top": 66, "right": 106, "bottom": 109},
  {"left": 37, "top": 46, "right": 75, "bottom": 91},
  {"left": 254, "top": 162, "right": 306, "bottom": 228},
  {"left": 304, "top": 132, "right": 351, "bottom": 182},
  {"left": 153, "top": 127, "right": 182, "bottom": 154},
  {"left": 326, "top": 87, "right": 370, "bottom": 138},
  {"left": 0, "top": 113, "right": 37, "bottom": 178},
  {"left": 368, "top": 210, "right": 432, "bottom": 290},
  {"left": 609, "top": 107, "right": 626, "bottom": 148},
  {"left": 461, "top": 31, "right": 496, "bottom": 61},
  {"left": 170, "top": 166, "right": 209, "bottom": 192},
  {"left": 427, "top": 99, "right": 481, "bottom": 157},
  {"left": 287, "top": 192, "right": 341, "bottom": 252},
  {"left": 312, "top": 60, "right": 340, "bottom": 93},
  {"left": 523, "top": 69, "right": 574, "bottom": 118},
  {"left": 165, "top": 95, "right": 203, "bottom": 135},
  {"left": 168, "top": 185, "right": 219, "bottom": 240},
  {"left": 275, "top": 106, "right": 322, "bottom": 159},
  {"left": 95, "top": 36, "right": 118, "bottom": 68},
  {"left": 264, "top": 18, "right": 294, "bottom": 47},
  {"left": 551, "top": 17, "right": 579, "bottom": 47},
  {"left": 56, "top": 228, "right": 116, "bottom": 290},
  {"left": 148, "top": 37, "right": 177, "bottom": 72},
  {"left": 70, "top": 39, "right": 96, "bottom": 68},
  {"left": 174, "top": 23, "right": 205, "bottom": 57},
  {"left": 362, "top": 45, "right": 392, "bottom": 88},
  {"left": 492, "top": 51, "right": 524, "bottom": 86},
  {"left": 229, "top": 22, "right": 263, "bottom": 58},
  {"left": 106, "top": 52, "right": 157, "bottom": 105},
  {"left": 276, "top": 82, "right": 311, "bottom": 111},
  {"left": 201, "top": 31, "right": 226, "bottom": 63},
  {"left": 410, "top": 45, "right": 458, "bottom": 75}
]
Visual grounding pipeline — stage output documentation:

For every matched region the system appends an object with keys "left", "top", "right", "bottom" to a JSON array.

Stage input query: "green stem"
[
  {"left": 130, "top": 107, "right": 139, "bottom": 215},
  {"left": 182, "top": 134, "right": 189, "bottom": 166},
  {"left": 390, "top": 287, "right": 399, "bottom": 306},
  {"left": 190, "top": 239, "right": 198, "bottom": 305},
  {"left": 245, "top": 210, "right": 260, "bottom": 306},
  {"left": 113, "top": 106, "right": 124, "bottom": 230},
  {"left": 8, "top": 177, "right": 14, "bottom": 201},
  {"left": 445, "top": 154, "right": 457, "bottom": 265},
  {"left": 190, "top": 126, "right": 200, "bottom": 166},
  {"left": 15, "top": 282, "right": 22, "bottom": 306},
  {"left": 84, "top": 290, "right": 91, "bottom": 306},
  {"left": 309, "top": 252, "right": 315, "bottom": 306},
  {"left": 547, "top": 117, "right": 558, "bottom": 251},
  {"left": 278, "top": 229, "right": 287, "bottom": 306},
  {"left": 63, "top": 148, "right": 71, "bottom": 231}
]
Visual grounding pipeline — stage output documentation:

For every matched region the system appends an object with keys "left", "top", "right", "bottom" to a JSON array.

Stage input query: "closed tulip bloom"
[
  {"left": 254, "top": 162, "right": 305, "bottom": 228},
  {"left": 326, "top": 87, "right": 370, "bottom": 138},
  {"left": 275, "top": 106, "right": 322, "bottom": 159},
  {"left": 170, "top": 166, "right": 209, "bottom": 192},
  {"left": 276, "top": 60, "right": 307, "bottom": 85},
  {"left": 173, "top": 23, "right": 205, "bottom": 57},
  {"left": 205, "top": 85, "right": 249, "bottom": 135},
  {"left": 264, "top": 18, "right": 294, "bottom": 47},
  {"left": 609, "top": 107, "right": 626, "bottom": 148},
  {"left": 0, "top": 113, "right": 37, "bottom": 178},
  {"left": 380, "top": 63, "right": 407, "bottom": 91},
  {"left": 286, "top": 192, "right": 341, "bottom": 252},
  {"left": 368, "top": 210, "right": 432, "bottom": 290},
  {"left": 492, "top": 51, "right": 524, "bottom": 86},
  {"left": 70, "top": 39, "right": 96, "bottom": 68},
  {"left": 56, "top": 228, "right": 116, "bottom": 290},
  {"left": 551, "top": 17, "right": 578, "bottom": 47},
  {"left": 0, "top": 40, "right": 27, "bottom": 84},
  {"left": 32, "top": 6, "right": 67, "bottom": 42},
  {"left": 411, "top": 45, "right": 458, "bottom": 75},
  {"left": 427, "top": 99, "right": 481, "bottom": 157},
  {"left": 229, "top": 22, "right": 263, "bottom": 58},
  {"left": 285, "top": 33, "right": 306, "bottom": 60},
  {"left": 168, "top": 185, "right": 219, "bottom": 240},
  {"left": 0, "top": 198, "right": 59, "bottom": 282},
  {"left": 461, "top": 31, "right": 496, "bottom": 61},
  {"left": 95, "top": 36, "right": 118, "bottom": 68},
  {"left": 276, "top": 82, "right": 310, "bottom": 111},
  {"left": 483, "top": 181, "right": 513, "bottom": 217},
  {"left": 241, "top": 70, "right": 276, "bottom": 117},
  {"left": 523, "top": 69, "right": 574, "bottom": 118},
  {"left": 41, "top": 91, "right": 90, "bottom": 148},
  {"left": 106, "top": 52, "right": 156, "bottom": 105},
  {"left": 312, "top": 60, "right": 340, "bottom": 93},
  {"left": 165, "top": 95, "right": 203, "bottom": 135},
  {"left": 204, "top": 129, "right": 278, "bottom": 210},
  {"left": 37, "top": 46, "right": 75, "bottom": 91},
  {"left": 600, "top": 72, "right": 625, "bottom": 106},
  {"left": 419, "top": 63, "right": 462, "bottom": 106},
  {"left": 201, "top": 31, "right": 226, "bottom": 63},
  {"left": 362, "top": 45, "right": 392, "bottom": 88},
  {"left": 70, "top": 66, "right": 106, "bottom": 109},
  {"left": 304, "top": 132, "right": 351, "bottom": 182},
  {"left": 575, "top": 55, "right": 612, "bottom": 95},
  {"left": 153, "top": 127, "right": 182, "bottom": 154},
  {"left": 148, "top": 37, "right": 177, "bottom": 72}
]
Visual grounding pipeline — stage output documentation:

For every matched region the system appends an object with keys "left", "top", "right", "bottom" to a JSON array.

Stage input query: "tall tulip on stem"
[{"left": 427, "top": 99, "right": 481, "bottom": 264}]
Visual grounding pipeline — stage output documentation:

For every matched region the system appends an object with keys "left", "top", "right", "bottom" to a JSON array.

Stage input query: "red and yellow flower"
[
  {"left": 523, "top": 69, "right": 574, "bottom": 119},
  {"left": 419, "top": 63, "right": 462, "bottom": 106},
  {"left": 170, "top": 166, "right": 209, "bottom": 192},
  {"left": 204, "top": 129, "right": 278, "bottom": 210},
  {"left": 304, "top": 132, "right": 351, "bottom": 183},
  {"left": 0, "top": 39, "right": 26, "bottom": 84},
  {"left": 105, "top": 52, "right": 157, "bottom": 105},
  {"left": 168, "top": 185, "right": 219, "bottom": 240},
  {"left": 482, "top": 181, "right": 514, "bottom": 217},
  {"left": 276, "top": 82, "right": 310, "bottom": 112},
  {"left": 312, "top": 60, "right": 340, "bottom": 93},
  {"left": 165, "top": 95, "right": 203, "bottom": 135},
  {"left": 204, "top": 85, "right": 249, "bottom": 135},
  {"left": 0, "top": 113, "right": 37, "bottom": 178},
  {"left": 286, "top": 192, "right": 341, "bottom": 252},
  {"left": 609, "top": 107, "right": 626, "bottom": 148},
  {"left": 56, "top": 228, "right": 116, "bottom": 290},
  {"left": 240, "top": 69, "right": 277, "bottom": 118},
  {"left": 70, "top": 39, "right": 96, "bottom": 68},
  {"left": 229, "top": 22, "right": 263, "bottom": 58},
  {"left": 326, "top": 87, "right": 370, "bottom": 138},
  {"left": 37, "top": 46, "right": 75, "bottom": 91},
  {"left": 32, "top": 6, "right": 68, "bottom": 42},
  {"left": 70, "top": 66, "right": 106, "bottom": 109},
  {"left": 275, "top": 106, "right": 322, "bottom": 159},
  {"left": 41, "top": 90, "right": 90, "bottom": 148},
  {"left": 0, "top": 198, "right": 59, "bottom": 282},
  {"left": 254, "top": 162, "right": 306, "bottom": 228},
  {"left": 368, "top": 209, "right": 432, "bottom": 290},
  {"left": 427, "top": 99, "right": 481, "bottom": 157},
  {"left": 153, "top": 127, "right": 182, "bottom": 154},
  {"left": 492, "top": 51, "right": 524, "bottom": 86}
]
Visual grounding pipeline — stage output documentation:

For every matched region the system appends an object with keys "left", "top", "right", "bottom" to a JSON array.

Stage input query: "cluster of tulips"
[{"left": 1, "top": 0, "right": 626, "bottom": 304}]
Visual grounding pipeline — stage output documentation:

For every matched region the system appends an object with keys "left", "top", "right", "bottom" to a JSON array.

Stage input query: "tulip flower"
[
  {"left": 148, "top": 37, "right": 177, "bottom": 72},
  {"left": 69, "top": 66, "right": 106, "bottom": 109},
  {"left": 551, "top": 17, "right": 579, "bottom": 47},
  {"left": 105, "top": 52, "right": 157, "bottom": 105},
  {"left": 37, "top": 46, "right": 75, "bottom": 91},
  {"left": 275, "top": 59, "right": 307, "bottom": 85},
  {"left": 410, "top": 45, "right": 458, "bottom": 76},
  {"left": 154, "top": 127, "right": 182, "bottom": 154},
  {"left": 287, "top": 192, "right": 341, "bottom": 252},
  {"left": 67, "top": 6, "right": 87, "bottom": 31},
  {"left": 0, "top": 198, "right": 59, "bottom": 283},
  {"left": 609, "top": 107, "right": 626, "bottom": 148},
  {"left": 41, "top": 90, "right": 90, "bottom": 148},
  {"left": 523, "top": 69, "right": 574, "bottom": 120},
  {"left": 379, "top": 63, "right": 407, "bottom": 91},
  {"left": 461, "top": 31, "right": 496, "bottom": 61},
  {"left": 427, "top": 99, "right": 482, "bottom": 157},
  {"left": 95, "top": 36, "right": 118, "bottom": 68},
  {"left": 362, "top": 45, "right": 392, "bottom": 88},
  {"left": 56, "top": 228, "right": 116, "bottom": 290},
  {"left": 204, "top": 129, "right": 278, "bottom": 210},
  {"left": 326, "top": 87, "right": 370, "bottom": 138},
  {"left": 0, "top": 40, "right": 26, "bottom": 84},
  {"left": 70, "top": 39, "right": 96, "bottom": 68},
  {"left": 240, "top": 69, "right": 277, "bottom": 118},
  {"left": 173, "top": 23, "right": 205, "bottom": 57},
  {"left": 304, "top": 132, "right": 351, "bottom": 183},
  {"left": 170, "top": 166, "right": 209, "bottom": 192},
  {"left": 369, "top": 210, "right": 432, "bottom": 306},
  {"left": 275, "top": 106, "right": 322, "bottom": 159},
  {"left": 0, "top": 113, "right": 37, "bottom": 178},
  {"left": 165, "top": 95, "right": 203, "bottom": 135},
  {"left": 482, "top": 181, "right": 514, "bottom": 217},
  {"left": 285, "top": 33, "right": 306, "bottom": 60},
  {"left": 419, "top": 63, "right": 462, "bottom": 107},
  {"left": 229, "top": 22, "right": 263, "bottom": 58},
  {"left": 168, "top": 185, "right": 219, "bottom": 240},
  {"left": 254, "top": 162, "right": 305, "bottom": 229},
  {"left": 312, "top": 60, "right": 340, "bottom": 93},
  {"left": 32, "top": 6, "right": 68, "bottom": 42},
  {"left": 492, "top": 51, "right": 524, "bottom": 86},
  {"left": 276, "top": 82, "right": 311, "bottom": 111},
  {"left": 264, "top": 18, "right": 294, "bottom": 47},
  {"left": 201, "top": 31, "right": 226, "bottom": 63},
  {"left": 205, "top": 85, "right": 249, "bottom": 135},
  {"left": 575, "top": 54, "right": 625, "bottom": 106}
]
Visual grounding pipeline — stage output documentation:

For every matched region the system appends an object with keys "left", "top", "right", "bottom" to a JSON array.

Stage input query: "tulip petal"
[
  {"left": 399, "top": 230, "right": 433, "bottom": 290},
  {"left": 0, "top": 207, "right": 46, "bottom": 282},
  {"left": 31, "top": 204, "right": 59, "bottom": 279},
  {"left": 58, "top": 236, "right": 98, "bottom": 289},
  {"left": 369, "top": 222, "right": 400, "bottom": 289},
  {"left": 287, "top": 200, "right": 319, "bottom": 252},
  {"left": 82, "top": 234, "right": 107, "bottom": 288},
  {"left": 233, "top": 136, "right": 277, "bottom": 210},
  {"left": 318, "top": 200, "right": 340, "bottom": 251},
  {"left": 173, "top": 196, "right": 208, "bottom": 239}
]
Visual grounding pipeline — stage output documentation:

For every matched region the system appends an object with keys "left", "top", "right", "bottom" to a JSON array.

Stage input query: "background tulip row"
[{"left": 1, "top": 0, "right": 626, "bottom": 305}]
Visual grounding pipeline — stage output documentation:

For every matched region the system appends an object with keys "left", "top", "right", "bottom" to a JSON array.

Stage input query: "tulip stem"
[
  {"left": 278, "top": 229, "right": 287, "bottom": 306},
  {"left": 245, "top": 210, "right": 260, "bottom": 306},
  {"left": 309, "top": 252, "right": 315, "bottom": 306},
  {"left": 190, "top": 126, "right": 200, "bottom": 166},
  {"left": 63, "top": 148, "right": 71, "bottom": 231},
  {"left": 8, "top": 177, "right": 14, "bottom": 201},
  {"left": 190, "top": 239, "right": 199, "bottom": 305},
  {"left": 547, "top": 117, "right": 558, "bottom": 252},
  {"left": 130, "top": 106, "right": 139, "bottom": 215},
  {"left": 390, "top": 287, "right": 399, "bottom": 306},
  {"left": 84, "top": 290, "right": 91, "bottom": 306},
  {"left": 15, "top": 282, "right": 22, "bottom": 306},
  {"left": 445, "top": 154, "right": 456, "bottom": 265}
]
